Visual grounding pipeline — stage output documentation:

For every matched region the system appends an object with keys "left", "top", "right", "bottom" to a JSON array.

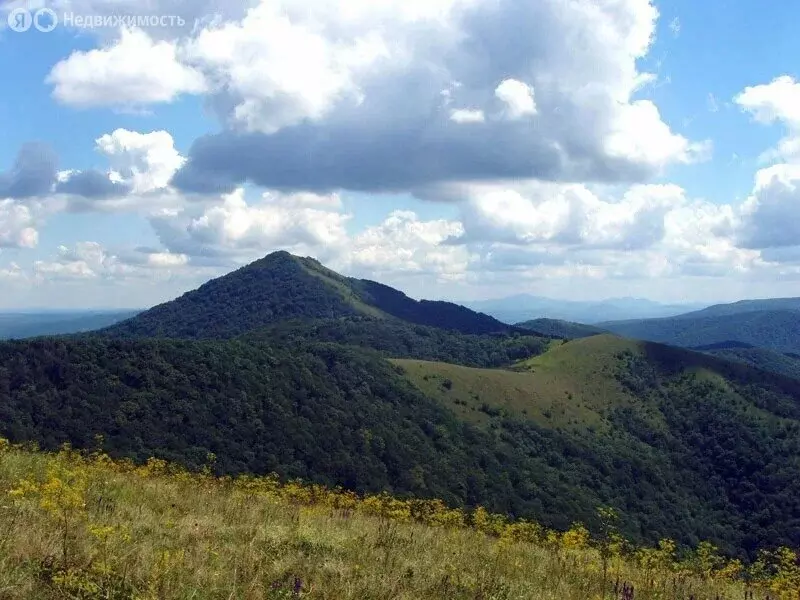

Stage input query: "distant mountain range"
[
  {"left": 0, "top": 310, "right": 139, "bottom": 340},
  {"left": 594, "top": 297, "right": 800, "bottom": 377},
  {"left": 1, "top": 252, "right": 800, "bottom": 554},
  {"left": 461, "top": 294, "right": 706, "bottom": 324},
  {"left": 601, "top": 301, "right": 800, "bottom": 355}
]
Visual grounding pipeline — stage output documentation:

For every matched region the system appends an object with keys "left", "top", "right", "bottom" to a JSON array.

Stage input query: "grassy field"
[
  {"left": 0, "top": 441, "right": 785, "bottom": 599},
  {"left": 392, "top": 335, "right": 643, "bottom": 431}
]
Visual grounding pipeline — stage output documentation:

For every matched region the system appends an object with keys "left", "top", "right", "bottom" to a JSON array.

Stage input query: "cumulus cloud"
[
  {"left": 33, "top": 241, "right": 190, "bottom": 281},
  {"left": 54, "top": 129, "right": 188, "bottom": 214},
  {"left": 0, "top": 200, "right": 40, "bottom": 248},
  {"left": 55, "top": 170, "right": 132, "bottom": 198},
  {"left": 449, "top": 109, "right": 486, "bottom": 124},
  {"left": 343, "top": 210, "right": 470, "bottom": 281},
  {"left": 494, "top": 79, "right": 537, "bottom": 119},
  {"left": 39, "top": 0, "right": 704, "bottom": 194},
  {"left": 453, "top": 182, "right": 684, "bottom": 250},
  {"left": 95, "top": 129, "right": 185, "bottom": 194},
  {"left": 47, "top": 28, "right": 206, "bottom": 108},
  {"left": 150, "top": 188, "right": 350, "bottom": 263},
  {"left": 734, "top": 76, "right": 800, "bottom": 251},
  {"left": 0, "top": 143, "right": 58, "bottom": 199}
]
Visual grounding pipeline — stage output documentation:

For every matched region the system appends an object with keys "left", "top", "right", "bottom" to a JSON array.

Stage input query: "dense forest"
[
  {"left": 516, "top": 318, "right": 606, "bottom": 339},
  {"left": 2, "top": 251, "right": 800, "bottom": 560},
  {"left": 245, "top": 317, "right": 551, "bottom": 368},
  {"left": 103, "top": 251, "right": 511, "bottom": 339},
  {"left": 2, "top": 334, "right": 800, "bottom": 556},
  {"left": 603, "top": 308, "right": 800, "bottom": 354}
]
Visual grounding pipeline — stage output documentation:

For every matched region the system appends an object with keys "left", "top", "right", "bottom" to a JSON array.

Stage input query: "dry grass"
[{"left": 0, "top": 442, "right": 790, "bottom": 599}]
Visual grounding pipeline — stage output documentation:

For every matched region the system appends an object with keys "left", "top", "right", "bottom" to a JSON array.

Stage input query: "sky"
[{"left": 1, "top": 0, "right": 800, "bottom": 309}]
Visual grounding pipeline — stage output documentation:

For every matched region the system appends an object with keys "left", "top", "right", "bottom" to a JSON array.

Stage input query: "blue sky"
[{"left": 1, "top": 0, "right": 800, "bottom": 309}]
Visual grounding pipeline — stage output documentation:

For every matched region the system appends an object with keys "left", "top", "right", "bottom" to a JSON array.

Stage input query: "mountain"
[
  {"left": 602, "top": 309, "right": 800, "bottom": 355},
  {"left": 103, "top": 251, "right": 510, "bottom": 339},
  {"left": 3, "top": 332, "right": 800, "bottom": 555},
  {"left": 692, "top": 342, "right": 800, "bottom": 380},
  {"left": 0, "top": 309, "right": 138, "bottom": 340},
  {"left": 394, "top": 334, "right": 800, "bottom": 554},
  {"left": 516, "top": 318, "right": 607, "bottom": 339},
  {"left": 3, "top": 251, "right": 800, "bottom": 556},
  {"left": 461, "top": 294, "right": 706, "bottom": 325},
  {"left": 676, "top": 297, "right": 800, "bottom": 319}
]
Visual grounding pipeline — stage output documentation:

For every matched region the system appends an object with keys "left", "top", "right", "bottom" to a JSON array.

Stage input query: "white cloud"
[
  {"left": 46, "top": 0, "right": 704, "bottom": 191},
  {"left": 605, "top": 100, "right": 712, "bottom": 167},
  {"left": 455, "top": 182, "right": 684, "bottom": 250},
  {"left": 47, "top": 28, "right": 206, "bottom": 108},
  {"left": 0, "top": 200, "right": 39, "bottom": 248},
  {"left": 33, "top": 242, "right": 192, "bottom": 282},
  {"left": 449, "top": 108, "right": 486, "bottom": 124},
  {"left": 494, "top": 79, "right": 537, "bottom": 119},
  {"left": 734, "top": 76, "right": 800, "bottom": 250},
  {"left": 344, "top": 210, "right": 469, "bottom": 281},
  {"left": 151, "top": 188, "right": 350, "bottom": 262},
  {"left": 95, "top": 129, "right": 185, "bottom": 194},
  {"left": 735, "top": 76, "right": 800, "bottom": 128}
]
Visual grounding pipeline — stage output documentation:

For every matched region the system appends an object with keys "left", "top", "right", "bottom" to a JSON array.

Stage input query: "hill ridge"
[{"left": 101, "top": 251, "right": 511, "bottom": 339}]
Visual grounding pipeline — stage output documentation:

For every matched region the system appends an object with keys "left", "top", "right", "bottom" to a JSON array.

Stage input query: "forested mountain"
[
  {"left": 602, "top": 309, "right": 800, "bottom": 354},
  {"left": 2, "top": 251, "right": 800, "bottom": 558},
  {"left": 103, "top": 251, "right": 510, "bottom": 339},
  {"left": 0, "top": 310, "right": 138, "bottom": 340},
  {"left": 694, "top": 342, "right": 800, "bottom": 380},
  {"left": 676, "top": 297, "right": 800, "bottom": 319},
  {"left": 516, "top": 318, "right": 607, "bottom": 339},
  {"left": 2, "top": 333, "right": 800, "bottom": 556},
  {"left": 244, "top": 317, "right": 550, "bottom": 368}
]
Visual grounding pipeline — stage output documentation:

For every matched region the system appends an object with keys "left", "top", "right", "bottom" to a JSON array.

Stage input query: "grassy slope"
[
  {"left": 0, "top": 445, "right": 748, "bottom": 600},
  {"left": 394, "top": 336, "right": 637, "bottom": 431},
  {"left": 394, "top": 335, "right": 800, "bottom": 554}
]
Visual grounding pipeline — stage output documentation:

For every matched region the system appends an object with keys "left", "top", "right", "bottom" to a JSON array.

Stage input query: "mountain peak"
[{"left": 101, "top": 254, "right": 512, "bottom": 339}]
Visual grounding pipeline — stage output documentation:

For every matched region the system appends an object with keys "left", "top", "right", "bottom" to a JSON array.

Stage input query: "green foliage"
[
  {"left": 397, "top": 336, "right": 800, "bottom": 557},
  {"left": 604, "top": 309, "right": 800, "bottom": 354},
  {"left": 245, "top": 317, "right": 551, "bottom": 368},
  {"left": 701, "top": 345, "right": 800, "bottom": 379},
  {"left": 101, "top": 251, "right": 513, "bottom": 340},
  {"left": 516, "top": 318, "right": 607, "bottom": 339}
]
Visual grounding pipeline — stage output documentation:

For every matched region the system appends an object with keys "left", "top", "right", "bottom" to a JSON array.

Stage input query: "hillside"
[
  {"left": 0, "top": 310, "right": 138, "bottom": 340},
  {"left": 394, "top": 335, "right": 800, "bottom": 554},
  {"left": 516, "top": 318, "right": 606, "bottom": 339},
  {"left": 694, "top": 343, "right": 800, "bottom": 380},
  {"left": 244, "top": 317, "right": 551, "bottom": 368},
  {"left": 2, "top": 443, "right": 773, "bottom": 600},
  {"left": 102, "top": 251, "right": 510, "bottom": 339},
  {"left": 4, "top": 333, "right": 800, "bottom": 555},
  {"left": 4, "top": 252, "right": 800, "bottom": 558},
  {"left": 677, "top": 297, "right": 800, "bottom": 319},
  {"left": 602, "top": 309, "right": 800, "bottom": 354}
]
